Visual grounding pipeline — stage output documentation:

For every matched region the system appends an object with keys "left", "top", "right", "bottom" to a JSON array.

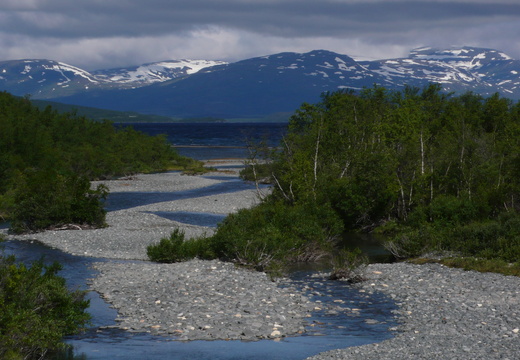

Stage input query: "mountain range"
[{"left": 1, "top": 46, "right": 519, "bottom": 120}]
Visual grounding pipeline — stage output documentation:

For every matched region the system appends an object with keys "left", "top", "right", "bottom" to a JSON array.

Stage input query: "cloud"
[{"left": 0, "top": 0, "right": 519, "bottom": 69}]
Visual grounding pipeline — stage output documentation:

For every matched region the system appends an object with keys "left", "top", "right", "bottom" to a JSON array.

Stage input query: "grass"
[{"left": 408, "top": 257, "right": 520, "bottom": 277}]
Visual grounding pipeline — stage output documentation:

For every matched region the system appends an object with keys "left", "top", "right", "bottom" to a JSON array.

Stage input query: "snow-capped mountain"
[
  {"left": 92, "top": 59, "right": 227, "bottom": 87},
  {"left": 0, "top": 59, "right": 100, "bottom": 98},
  {"left": 0, "top": 58, "right": 227, "bottom": 98},
  {"left": 45, "top": 50, "right": 393, "bottom": 118},
  {"left": 363, "top": 46, "right": 520, "bottom": 97},
  {"left": 1, "top": 46, "right": 519, "bottom": 119}
]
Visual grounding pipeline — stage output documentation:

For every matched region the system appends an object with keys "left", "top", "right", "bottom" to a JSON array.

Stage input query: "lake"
[{"left": 118, "top": 122, "right": 288, "bottom": 160}]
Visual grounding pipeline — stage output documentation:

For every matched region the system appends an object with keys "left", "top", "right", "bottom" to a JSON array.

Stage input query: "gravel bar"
[
  {"left": 308, "top": 262, "right": 520, "bottom": 360},
  {"left": 9, "top": 169, "right": 262, "bottom": 260},
  {"left": 5, "top": 167, "right": 520, "bottom": 358},
  {"left": 6, "top": 168, "right": 318, "bottom": 341},
  {"left": 91, "top": 259, "right": 314, "bottom": 340}
]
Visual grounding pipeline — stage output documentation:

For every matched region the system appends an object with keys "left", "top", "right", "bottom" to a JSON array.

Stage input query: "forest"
[
  {"left": 0, "top": 91, "right": 201, "bottom": 233},
  {"left": 270, "top": 84, "right": 520, "bottom": 263},
  {"left": 149, "top": 84, "right": 520, "bottom": 277}
]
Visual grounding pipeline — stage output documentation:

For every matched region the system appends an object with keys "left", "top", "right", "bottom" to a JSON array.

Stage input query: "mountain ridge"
[{"left": 1, "top": 46, "right": 519, "bottom": 119}]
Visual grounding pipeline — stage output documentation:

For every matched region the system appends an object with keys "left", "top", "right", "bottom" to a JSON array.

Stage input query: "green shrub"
[
  {"left": 147, "top": 200, "right": 344, "bottom": 275},
  {"left": 329, "top": 248, "right": 368, "bottom": 282},
  {"left": 147, "top": 229, "right": 214, "bottom": 263},
  {"left": 445, "top": 215, "right": 520, "bottom": 262},
  {"left": 384, "top": 212, "right": 520, "bottom": 262},
  {"left": 207, "top": 200, "right": 343, "bottom": 272},
  {"left": 427, "top": 195, "right": 487, "bottom": 226},
  {"left": 0, "top": 253, "right": 91, "bottom": 359},
  {"left": 10, "top": 169, "right": 108, "bottom": 234},
  {"left": 384, "top": 226, "right": 444, "bottom": 259},
  {"left": 239, "top": 163, "right": 274, "bottom": 183}
]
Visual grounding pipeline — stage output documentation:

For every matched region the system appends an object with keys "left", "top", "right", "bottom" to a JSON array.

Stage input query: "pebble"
[
  {"left": 306, "top": 262, "right": 520, "bottom": 360},
  {"left": 90, "top": 259, "right": 315, "bottom": 341}
]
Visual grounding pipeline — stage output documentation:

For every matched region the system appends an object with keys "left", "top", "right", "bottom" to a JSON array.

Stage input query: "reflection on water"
[{"left": 342, "top": 232, "right": 395, "bottom": 264}]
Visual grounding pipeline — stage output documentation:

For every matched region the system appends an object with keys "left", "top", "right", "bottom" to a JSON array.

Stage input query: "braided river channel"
[{"left": 3, "top": 122, "right": 399, "bottom": 359}]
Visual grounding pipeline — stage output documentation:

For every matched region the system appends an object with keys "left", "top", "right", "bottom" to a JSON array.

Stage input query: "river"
[{"left": 2, "top": 122, "right": 398, "bottom": 359}]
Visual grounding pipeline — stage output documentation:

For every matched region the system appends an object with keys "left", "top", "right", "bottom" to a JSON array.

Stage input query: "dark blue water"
[{"left": 117, "top": 122, "right": 287, "bottom": 160}]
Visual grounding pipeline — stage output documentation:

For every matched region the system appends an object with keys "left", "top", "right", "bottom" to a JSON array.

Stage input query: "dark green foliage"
[
  {"left": 10, "top": 170, "right": 108, "bottom": 234},
  {"left": 0, "top": 91, "right": 185, "bottom": 232},
  {"left": 208, "top": 200, "right": 343, "bottom": 271},
  {"left": 149, "top": 84, "right": 520, "bottom": 275},
  {"left": 445, "top": 213, "right": 520, "bottom": 262},
  {"left": 329, "top": 248, "right": 368, "bottom": 282},
  {"left": 147, "top": 229, "right": 214, "bottom": 263},
  {"left": 147, "top": 201, "right": 345, "bottom": 274},
  {"left": 271, "top": 85, "right": 520, "bottom": 262},
  {"left": 0, "top": 247, "right": 91, "bottom": 359},
  {"left": 239, "top": 162, "right": 273, "bottom": 183}
]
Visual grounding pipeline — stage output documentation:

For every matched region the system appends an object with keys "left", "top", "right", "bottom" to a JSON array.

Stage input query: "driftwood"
[{"left": 47, "top": 223, "right": 97, "bottom": 231}]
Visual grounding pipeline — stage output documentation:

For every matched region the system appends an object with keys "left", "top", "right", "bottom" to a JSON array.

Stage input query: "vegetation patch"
[
  {"left": 0, "top": 91, "right": 197, "bottom": 233},
  {"left": 149, "top": 85, "right": 520, "bottom": 277},
  {"left": 409, "top": 257, "right": 520, "bottom": 277},
  {"left": 0, "top": 237, "right": 91, "bottom": 359}
]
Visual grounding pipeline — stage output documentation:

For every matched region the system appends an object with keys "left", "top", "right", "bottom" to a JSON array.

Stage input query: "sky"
[{"left": 1, "top": 0, "right": 519, "bottom": 71}]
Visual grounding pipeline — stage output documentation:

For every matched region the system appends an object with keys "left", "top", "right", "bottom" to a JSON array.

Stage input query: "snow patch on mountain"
[{"left": 93, "top": 59, "right": 227, "bottom": 86}]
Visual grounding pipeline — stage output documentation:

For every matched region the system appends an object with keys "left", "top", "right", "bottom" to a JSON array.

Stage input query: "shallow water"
[
  {"left": 3, "top": 240, "right": 398, "bottom": 360},
  {"left": 2, "top": 165, "right": 398, "bottom": 359}
]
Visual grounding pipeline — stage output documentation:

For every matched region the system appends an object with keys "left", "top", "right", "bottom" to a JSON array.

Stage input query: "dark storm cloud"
[
  {"left": 1, "top": 0, "right": 519, "bottom": 69},
  {"left": 3, "top": 1, "right": 519, "bottom": 38}
]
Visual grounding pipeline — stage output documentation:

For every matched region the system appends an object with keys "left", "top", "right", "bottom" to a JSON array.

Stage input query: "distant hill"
[
  {"left": 1, "top": 46, "right": 519, "bottom": 120},
  {"left": 30, "top": 99, "right": 178, "bottom": 123}
]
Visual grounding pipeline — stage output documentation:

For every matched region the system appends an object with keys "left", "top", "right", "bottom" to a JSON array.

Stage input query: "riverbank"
[
  {"left": 3, "top": 165, "right": 520, "bottom": 358},
  {"left": 8, "top": 162, "right": 261, "bottom": 260},
  {"left": 3, "top": 165, "right": 324, "bottom": 341},
  {"left": 309, "top": 262, "right": 520, "bottom": 359}
]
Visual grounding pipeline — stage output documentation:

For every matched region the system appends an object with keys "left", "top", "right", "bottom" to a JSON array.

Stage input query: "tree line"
[
  {"left": 270, "top": 84, "right": 520, "bottom": 261},
  {"left": 148, "top": 84, "right": 520, "bottom": 275},
  {"left": 0, "top": 90, "right": 203, "bottom": 358},
  {"left": 0, "top": 91, "right": 199, "bottom": 233}
]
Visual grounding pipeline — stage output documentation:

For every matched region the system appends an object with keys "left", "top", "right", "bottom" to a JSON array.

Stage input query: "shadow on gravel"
[
  {"left": 104, "top": 178, "right": 265, "bottom": 212},
  {"left": 145, "top": 211, "right": 226, "bottom": 227}
]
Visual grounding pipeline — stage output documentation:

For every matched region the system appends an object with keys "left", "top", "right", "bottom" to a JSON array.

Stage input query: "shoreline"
[
  {"left": 3, "top": 168, "right": 322, "bottom": 341},
  {"left": 3, "top": 167, "right": 520, "bottom": 357},
  {"left": 308, "top": 262, "right": 520, "bottom": 359},
  {"left": 7, "top": 165, "right": 260, "bottom": 260}
]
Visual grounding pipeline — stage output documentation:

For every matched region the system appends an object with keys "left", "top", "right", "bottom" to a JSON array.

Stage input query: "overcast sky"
[{"left": 1, "top": 0, "right": 519, "bottom": 70}]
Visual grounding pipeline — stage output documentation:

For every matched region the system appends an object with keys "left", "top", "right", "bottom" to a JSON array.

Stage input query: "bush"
[
  {"left": 0, "top": 248, "right": 91, "bottom": 359},
  {"left": 239, "top": 163, "right": 274, "bottom": 183},
  {"left": 147, "top": 200, "right": 344, "bottom": 275},
  {"left": 10, "top": 169, "right": 108, "bottom": 234},
  {"left": 445, "top": 214, "right": 520, "bottom": 261},
  {"left": 427, "top": 195, "right": 487, "bottom": 226},
  {"left": 206, "top": 200, "right": 343, "bottom": 272},
  {"left": 384, "top": 212, "right": 520, "bottom": 262},
  {"left": 384, "top": 226, "right": 444, "bottom": 259},
  {"left": 147, "top": 229, "right": 214, "bottom": 263},
  {"left": 329, "top": 248, "right": 368, "bottom": 282}
]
